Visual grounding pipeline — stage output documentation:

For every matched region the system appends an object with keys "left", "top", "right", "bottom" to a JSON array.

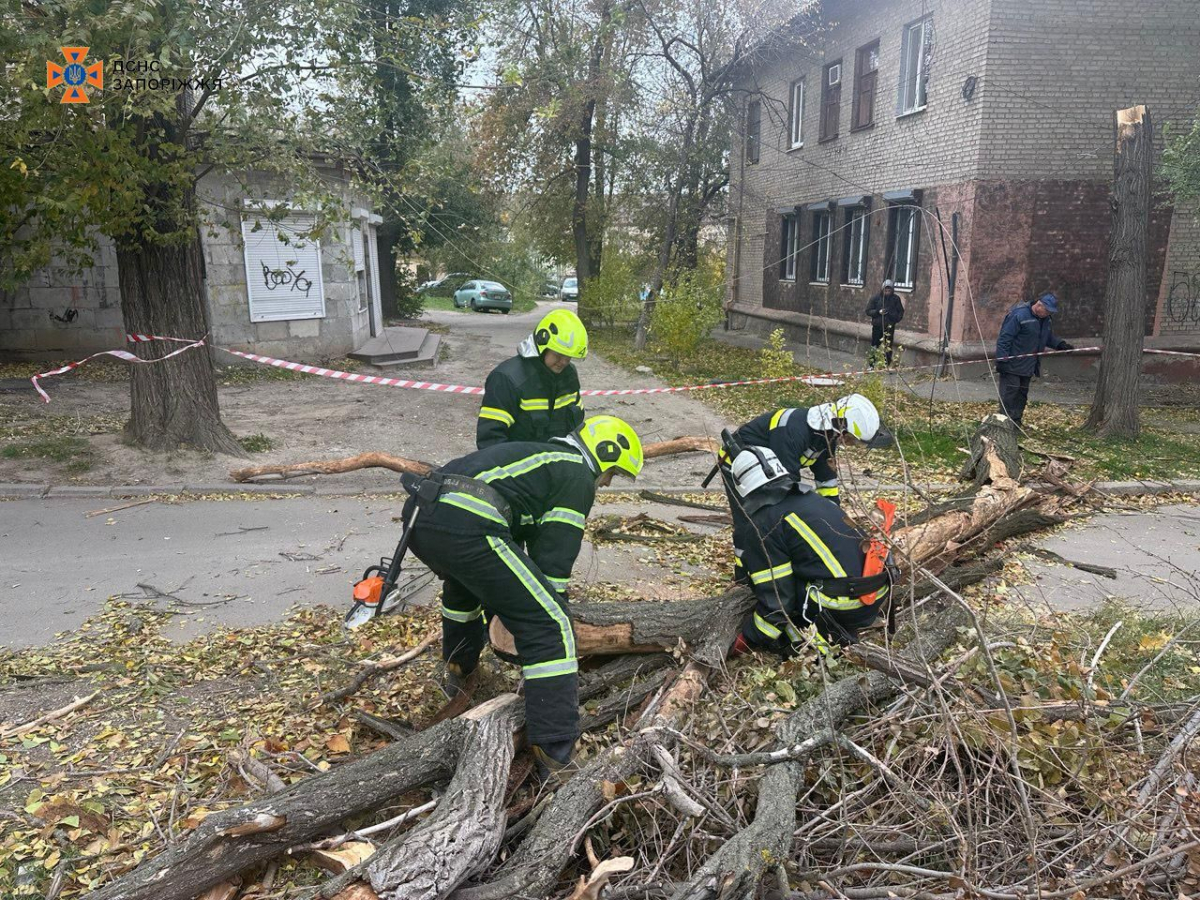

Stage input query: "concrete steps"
[{"left": 348, "top": 327, "right": 441, "bottom": 368}]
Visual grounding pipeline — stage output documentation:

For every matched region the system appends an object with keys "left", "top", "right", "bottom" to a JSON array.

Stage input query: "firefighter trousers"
[{"left": 408, "top": 522, "right": 579, "bottom": 745}]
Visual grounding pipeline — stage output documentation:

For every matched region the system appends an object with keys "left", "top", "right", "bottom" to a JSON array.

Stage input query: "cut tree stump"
[
  {"left": 229, "top": 437, "right": 719, "bottom": 483},
  {"left": 958, "top": 413, "right": 1023, "bottom": 487}
]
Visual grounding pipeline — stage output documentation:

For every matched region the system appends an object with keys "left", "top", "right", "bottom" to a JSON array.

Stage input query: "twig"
[
  {"left": 0, "top": 691, "right": 100, "bottom": 739},
  {"left": 655, "top": 726, "right": 835, "bottom": 768},
  {"left": 650, "top": 743, "right": 706, "bottom": 818},
  {"left": 84, "top": 498, "right": 156, "bottom": 518},
  {"left": 288, "top": 799, "right": 437, "bottom": 853},
  {"left": 1086, "top": 620, "right": 1123, "bottom": 693},
  {"left": 835, "top": 736, "right": 931, "bottom": 811},
  {"left": 1028, "top": 546, "right": 1118, "bottom": 578},
  {"left": 214, "top": 525, "right": 271, "bottom": 537},
  {"left": 1120, "top": 618, "right": 1200, "bottom": 702},
  {"left": 318, "top": 632, "right": 439, "bottom": 706},
  {"left": 231, "top": 749, "right": 286, "bottom": 794},
  {"left": 638, "top": 490, "right": 724, "bottom": 512}
]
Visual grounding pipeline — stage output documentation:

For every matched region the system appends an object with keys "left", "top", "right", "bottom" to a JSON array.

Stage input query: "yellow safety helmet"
[
  {"left": 534, "top": 309, "right": 588, "bottom": 360},
  {"left": 577, "top": 415, "right": 643, "bottom": 479}
]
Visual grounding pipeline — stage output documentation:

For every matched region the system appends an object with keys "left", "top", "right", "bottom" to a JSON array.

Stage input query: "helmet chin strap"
[{"left": 552, "top": 433, "right": 599, "bottom": 475}]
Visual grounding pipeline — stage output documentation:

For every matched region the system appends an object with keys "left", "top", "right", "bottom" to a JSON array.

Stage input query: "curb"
[{"left": 3, "top": 480, "right": 1200, "bottom": 501}]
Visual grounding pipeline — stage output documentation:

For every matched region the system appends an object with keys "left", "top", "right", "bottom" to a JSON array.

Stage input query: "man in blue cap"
[{"left": 994, "top": 292, "right": 1073, "bottom": 426}]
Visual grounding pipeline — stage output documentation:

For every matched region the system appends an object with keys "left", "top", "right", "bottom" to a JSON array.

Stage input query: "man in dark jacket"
[
  {"left": 403, "top": 415, "right": 643, "bottom": 778},
  {"left": 477, "top": 309, "right": 588, "bottom": 448},
  {"left": 994, "top": 292, "right": 1073, "bottom": 426},
  {"left": 865, "top": 279, "right": 904, "bottom": 367}
]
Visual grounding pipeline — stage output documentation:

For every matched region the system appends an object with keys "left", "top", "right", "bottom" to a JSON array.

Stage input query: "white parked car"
[{"left": 559, "top": 277, "right": 579, "bottom": 302}]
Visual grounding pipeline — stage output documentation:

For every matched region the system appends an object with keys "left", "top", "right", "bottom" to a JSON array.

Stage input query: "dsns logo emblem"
[{"left": 47, "top": 47, "right": 103, "bottom": 103}]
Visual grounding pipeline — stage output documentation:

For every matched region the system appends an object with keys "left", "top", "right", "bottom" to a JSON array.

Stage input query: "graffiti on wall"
[
  {"left": 261, "top": 261, "right": 314, "bottom": 298},
  {"left": 1166, "top": 270, "right": 1200, "bottom": 327}
]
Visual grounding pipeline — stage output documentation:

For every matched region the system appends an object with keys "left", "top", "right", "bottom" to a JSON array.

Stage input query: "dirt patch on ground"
[{"left": 0, "top": 303, "right": 730, "bottom": 490}]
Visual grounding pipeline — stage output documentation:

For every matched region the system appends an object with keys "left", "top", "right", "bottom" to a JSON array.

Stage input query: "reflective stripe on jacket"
[{"left": 477, "top": 353, "right": 584, "bottom": 448}]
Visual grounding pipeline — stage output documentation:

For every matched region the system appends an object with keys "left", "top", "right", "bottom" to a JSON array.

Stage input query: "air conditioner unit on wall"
[{"left": 828, "top": 64, "right": 841, "bottom": 86}]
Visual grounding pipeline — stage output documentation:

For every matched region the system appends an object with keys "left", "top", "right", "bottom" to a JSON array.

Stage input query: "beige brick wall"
[
  {"left": 978, "top": 0, "right": 1200, "bottom": 181},
  {"left": 728, "top": 0, "right": 993, "bottom": 324}
]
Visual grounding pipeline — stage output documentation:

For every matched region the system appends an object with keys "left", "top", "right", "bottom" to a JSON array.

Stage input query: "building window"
[
  {"left": 852, "top": 41, "right": 880, "bottom": 131},
  {"left": 820, "top": 61, "right": 841, "bottom": 142},
  {"left": 789, "top": 79, "right": 805, "bottom": 149},
  {"left": 745, "top": 99, "right": 761, "bottom": 164},
  {"left": 842, "top": 207, "right": 870, "bottom": 286},
  {"left": 810, "top": 210, "right": 832, "bottom": 284},
  {"left": 898, "top": 17, "right": 931, "bottom": 116},
  {"left": 781, "top": 214, "right": 799, "bottom": 281},
  {"left": 887, "top": 203, "right": 920, "bottom": 289}
]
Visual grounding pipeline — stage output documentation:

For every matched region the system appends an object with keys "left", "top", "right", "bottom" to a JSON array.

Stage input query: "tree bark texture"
[
  {"left": 1086, "top": 105, "right": 1152, "bottom": 438},
  {"left": 228, "top": 437, "right": 718, "bottom": 483},
  {"left": 117, "top": 226, "right": 243, "bottom": 456},
  {"left": 88, "top": 719, "right": 463, "bottom": 900},
  {"left": 957, "top": 413, "right": 1023, "bottom": 488},
  {"left": 361, "top": 697, "right": 519, "bottom": 900}
]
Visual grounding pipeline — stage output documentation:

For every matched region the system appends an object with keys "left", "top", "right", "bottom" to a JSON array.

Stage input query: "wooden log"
[
  {"left": 958, "top": 413, "right": 1023, "bottom": 487},
  {"left": 357, "top": 696, "right": 520, "bottom": 900},
  {"left": 230, "top": 438, "right": 718, "bottom": 484},
  {"left": 88, "top": 718, "right": 464, "bottom": 900}
]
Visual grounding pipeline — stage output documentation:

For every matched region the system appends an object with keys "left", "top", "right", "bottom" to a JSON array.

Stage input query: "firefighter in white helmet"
[{"left": 716, "top": 393, "right": 884, "bottom": 583}]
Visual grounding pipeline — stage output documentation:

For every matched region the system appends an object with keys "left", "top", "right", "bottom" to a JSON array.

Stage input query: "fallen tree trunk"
[
  {"left": 229, "top": 437, "right": 719, "bottom": 483},
  {"left": 93, "top": 656, "right": 670, "bottom": 900}
]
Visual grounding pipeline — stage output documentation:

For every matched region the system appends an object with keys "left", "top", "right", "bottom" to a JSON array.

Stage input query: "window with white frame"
[
  {"left": 897, "top": 17, "right": 931, "bottom": 116},
  {"left": 887, "top": 203, "right": 919, "bottom": 289},
  {"left": 810, "top": 210, "right": 831, "bottom": 284},
  {"left": 842, "top": 207, "right": 869, "bottom": 286},
  {"left": 781, "top": 214, "right": 799, "bottom": 281},
  {"left": 789, "top": 79, "right": 805, "bottom": 148}
]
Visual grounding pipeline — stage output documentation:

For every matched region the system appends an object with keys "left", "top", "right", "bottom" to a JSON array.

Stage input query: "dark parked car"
[
  {"left": 416, "top": 272, "right": 471, "bottom": 297},
  {"left": 453, "top": 280, "right": 513, "bottom": 313}
]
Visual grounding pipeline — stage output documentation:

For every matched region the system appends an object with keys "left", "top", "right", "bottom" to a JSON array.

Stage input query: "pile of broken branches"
[{"left": 86, "top": 418, "right": 1199, "bottom": 900}]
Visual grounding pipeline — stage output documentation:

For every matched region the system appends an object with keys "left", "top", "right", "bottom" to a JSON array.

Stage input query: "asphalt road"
[{"left": 0, "top": 495, "right": 728, "bottom": 649}]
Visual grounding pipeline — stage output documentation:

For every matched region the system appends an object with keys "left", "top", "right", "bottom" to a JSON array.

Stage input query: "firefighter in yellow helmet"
[
  {"left": 401, "top": 414, "right": 643, "bottom": 779},
  {"left": 477, "top": 309, "right": 589, "bottom": 449}
]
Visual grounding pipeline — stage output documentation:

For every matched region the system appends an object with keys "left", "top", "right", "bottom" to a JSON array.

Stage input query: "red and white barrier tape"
[{"left": 28, "top": 334, "right": 1200, "bottom": 403}]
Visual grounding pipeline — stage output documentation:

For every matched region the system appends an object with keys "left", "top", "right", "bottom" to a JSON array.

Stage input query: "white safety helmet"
[
  {"left": 729, "top": 447, "right": 791, "bottom": 499},
  {"left": 806, "top": 393, "right": 881, "bottom": 443}
]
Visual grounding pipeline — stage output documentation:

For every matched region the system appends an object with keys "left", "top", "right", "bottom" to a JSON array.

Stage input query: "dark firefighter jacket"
[
  {"left": 995, "top": 302, "right": 1070, "bottom": 378},
  {"left": 740, "top": 488, "right": 880, "bottom": 648},
  {"left": 865, "top": 292, "right": 905, "bottom": 325},
  {"left": 477, "top": 338, "right": 584, "bottom": 448},
  {"left": 724, "top": 407, "right": 840, "bottom": 501},
  {"left": 419, "top": 441, "right": 596, "bottom": 597}
]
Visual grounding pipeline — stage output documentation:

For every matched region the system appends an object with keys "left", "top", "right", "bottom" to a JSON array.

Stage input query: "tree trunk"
[
  {"left": 378, "top": 217, "right": 403, "bottom": 318},
  {"left": 1085, "top": 105, "right": 1152, "bottom": 438},
  {"left": 117, "top": 226, "right": 243, "bottom": 456},
  {"left": 957, "top": 413, "right": 1023, "bottom": 487}
]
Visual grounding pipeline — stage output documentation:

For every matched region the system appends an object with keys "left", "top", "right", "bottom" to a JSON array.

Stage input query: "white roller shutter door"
[{"left": 242, "top": 213, "right": 326, "bottom": 322}]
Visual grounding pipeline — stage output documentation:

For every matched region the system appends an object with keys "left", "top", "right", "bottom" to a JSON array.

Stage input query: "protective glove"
[{"left": 1058, "top": 341, "right": 1074, "bottom": 351}]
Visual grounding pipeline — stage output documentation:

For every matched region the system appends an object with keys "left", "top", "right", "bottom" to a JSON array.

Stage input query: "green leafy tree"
[
  {"left": 1, "top": 0, "right": 468, "bottom": 452},
  {"left": 1163, "top": 112, "right": 1200, "bottom": 202}
]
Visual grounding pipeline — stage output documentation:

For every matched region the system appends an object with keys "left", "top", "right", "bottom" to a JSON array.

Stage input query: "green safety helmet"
[
  {"left": 534, "top": 309, "right": 589, "bottom": 360},
  {"left": 577, "top": 415, "right": 643, "bottom": 479}
]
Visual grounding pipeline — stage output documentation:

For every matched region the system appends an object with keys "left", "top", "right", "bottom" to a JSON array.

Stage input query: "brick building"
[
  {"left": 1, "top": 163, "right": 386, "bottom": 362},
  {"left": 726, "top": 0, "right": 1200, "bottom": 374}
]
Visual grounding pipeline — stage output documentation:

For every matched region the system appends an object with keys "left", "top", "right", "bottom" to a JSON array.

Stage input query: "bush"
[
  {"left": 580, "top": 252, "right": 647, "bottom": 329},
  {"left": 394, "top": 267, "right": 425, "bottom": 319},
  {"left": 758, "top": 328, "right": 794, "bottom": 379},
  {"left": 650, "top": 261, "right": 725, "bottom": 363}
]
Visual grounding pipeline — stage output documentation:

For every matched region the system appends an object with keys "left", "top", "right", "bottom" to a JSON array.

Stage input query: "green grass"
[
  {"left": 590, "top": 328, "right": 1200, "bottom": 484},
  {"left": 1, "top": 436, "right": 94, "bottom": 472},
  {"left": 238, "top": 433, "right": 276, "bottom": 453}
]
